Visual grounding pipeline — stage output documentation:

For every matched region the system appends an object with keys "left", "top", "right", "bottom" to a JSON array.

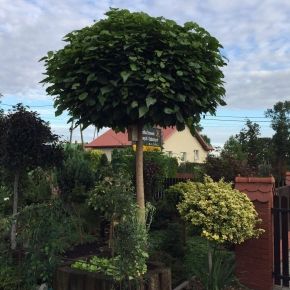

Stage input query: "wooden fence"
[{"left": 54, "top": 265, "right": 171, "bottom": 290}]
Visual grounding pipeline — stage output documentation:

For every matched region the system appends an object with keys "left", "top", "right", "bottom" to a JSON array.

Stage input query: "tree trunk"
[
  {"left": 80, "top": 124, "right": 84, "bottom": 146},
  {"left": 11, "top": 171, "right": 20, "bottom": 250},
  {"left": 136, "top": 123, "right": 145, "bottom": 224},
  {"left": 69, "top": 119, "right": 74, "bottom": 144},
  {"left": 208, "top": 241, "right": 213, "bottom": 274}
]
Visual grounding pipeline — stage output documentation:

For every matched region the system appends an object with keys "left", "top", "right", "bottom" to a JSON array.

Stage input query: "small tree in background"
[
  {"left": 41, "top": 8, "right": 226, "bottom": 221},
  {"left": 170, "top": 176, "right": 263, "bottom": 288},
  {"left": 0, "top": 104, "right": 62, "bottom": 249},
  {"left": 265, "top": 101, "right": 290, "bottom": 182}
]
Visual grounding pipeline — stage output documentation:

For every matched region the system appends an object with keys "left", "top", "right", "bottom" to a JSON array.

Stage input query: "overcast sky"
[{"left": 1, "top": 0, "right": 290, "bottom": 146}]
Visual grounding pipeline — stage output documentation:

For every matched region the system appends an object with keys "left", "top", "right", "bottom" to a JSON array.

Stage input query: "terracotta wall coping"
[{"left": 235, "top": 176, "right": 275, "bottom": 184}]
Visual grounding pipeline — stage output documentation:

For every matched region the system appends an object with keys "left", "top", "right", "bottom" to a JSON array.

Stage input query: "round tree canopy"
[{"left": 41, "top": 9, "right": 226, "bottom": 131}]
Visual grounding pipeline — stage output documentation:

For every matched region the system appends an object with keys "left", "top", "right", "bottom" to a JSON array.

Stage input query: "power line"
[
  {"left": 205, "top": 114, "right": 267, "bottom": 119},
  {"left": 0, "top": 102, "right": 273, "bottom": 124},
  {"left": 203, "top": 118, "right": 271, "bottom": 123},
  {"left": 0, "top": 103, "right": 53, "bottom": 108}
]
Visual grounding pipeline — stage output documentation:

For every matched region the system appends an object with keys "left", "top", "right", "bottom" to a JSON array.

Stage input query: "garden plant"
[{"left": 41, "top": 8, "right": 227, "bottom": 222}]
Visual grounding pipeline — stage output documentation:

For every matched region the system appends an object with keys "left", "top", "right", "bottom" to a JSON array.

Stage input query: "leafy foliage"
[
  {"left": 265, "top": 101, "right": 290, "bottom": 179},
  {"left": 42, "top": 9, "right": 226, "bottom": 131},
  {"left": 17, "top": 200, "right": 84, "bottom": 286},
  {"left": 175, "top": 176, "right": 263, "bottom": 244},
  {"left": 222, "top": 136, "right": 247, "bottom": 161},
  {"left": 85, "top": 172, "right": 154, "bottom": 281},
  {"left": 111, "top": 148, "right": 178, "bottom": 197},
  {"left": 0, "top": 104, "right": 62, "bottom": 172},
  {"left": 205, "top": 154, "right": 250, "bottom": 183},
  {"left": 75, "top": 175, "right": 153, "bottom": 282},
  {"left": 185, "top": 237, "right": 235, "bottom": 290},
  {"left": 56, "top": 145, "right": 96, "bottom": 201},
  {"left": 235, "top": 120, "right": 263, "bottom": 173},
  {"left": 22, "top": 168, "right": 53, "bottom": 204},
  {"left": 0, "top": 199, "right": 84, "bottom": 289},
  {"left": 88, "top": 171, "right": 135, "bottom": 221}
]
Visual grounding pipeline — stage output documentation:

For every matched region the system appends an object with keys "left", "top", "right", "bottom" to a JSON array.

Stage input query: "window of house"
[
  {"left": 194, "top": 150, "right": 199, "bottom": 161},
  {"left": 181, "top": 152, "right": 187, "bottom": 162}
]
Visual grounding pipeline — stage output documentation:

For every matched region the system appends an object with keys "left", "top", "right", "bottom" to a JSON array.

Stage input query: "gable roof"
[{"left": 85, "top": 127, "right": 212, "bottom": 151}]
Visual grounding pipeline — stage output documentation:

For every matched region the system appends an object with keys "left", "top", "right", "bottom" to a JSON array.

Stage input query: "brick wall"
[
  {"left": 235, "top": 176, "right": 275, "bottom": 290},
  {"left": 286, "top": 172, "right": 290, "bottom": 186}
]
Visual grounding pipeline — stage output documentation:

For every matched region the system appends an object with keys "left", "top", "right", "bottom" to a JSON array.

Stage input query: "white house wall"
[{"left": 162, "top": 127, "right": 208, "bottom": 163}]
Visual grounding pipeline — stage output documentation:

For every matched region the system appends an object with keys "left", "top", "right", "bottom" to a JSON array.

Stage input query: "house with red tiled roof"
[{"left": 85, "top": 126, "right": 212, "bottom": 163}]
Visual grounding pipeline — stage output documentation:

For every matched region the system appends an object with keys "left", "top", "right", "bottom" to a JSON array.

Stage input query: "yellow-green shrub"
[{"left": 175, "top": 176, "right": 263, "bottom": 244}]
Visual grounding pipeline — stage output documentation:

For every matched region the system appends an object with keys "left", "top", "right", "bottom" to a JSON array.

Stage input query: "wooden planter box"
[{"left": 53, "top": 264, "right": 171, "bottom": 290}]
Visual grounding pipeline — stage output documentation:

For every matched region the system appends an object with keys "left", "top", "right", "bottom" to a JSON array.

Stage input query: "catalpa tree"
[{"left": 41, "top": 9, "right": 226, "bottom": 221}]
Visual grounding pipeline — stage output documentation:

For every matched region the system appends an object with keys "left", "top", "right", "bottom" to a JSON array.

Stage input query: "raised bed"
[{"left": 53, "top": 263, "right": 172, "bottom": 290}]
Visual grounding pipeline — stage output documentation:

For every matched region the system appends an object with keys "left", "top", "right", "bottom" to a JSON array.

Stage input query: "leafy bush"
[
  {"left": 76, "top": 172, "right": 154, "bottom": 283},
  {"left": 73, "top": 203, "right": 152, "bottom": 283},
  {"left": 177, "top": 162, "right": 206, "bottom": 181},
  {"left": 205, "top": 154, "right": 250, "bottom": 183},
  {"left": 0, "top": 185, "right": 11, "bottom": 217},
  {"left": 149, "top": 223, "right": 183, "bottom": 258},
  {"left": 111, "top": 148, "right": 178, "bottom": 199},
  {"left": 16, "top": 199, "right": 85, "bottom": 288},
  {"left": 22, "top": 168, "right": 53, "bottom": 204},
  {"left": 111, "top": 148, "right": 135, "bottom": 176},
  {"left": 185, "top": 236, "right": 235, "bottom": 290},
  {"left": 57, "top": 145, "right": 96, "bottom": 201},
  {"left": 176, "top": 176, "right": 263, "bottom": 244}
]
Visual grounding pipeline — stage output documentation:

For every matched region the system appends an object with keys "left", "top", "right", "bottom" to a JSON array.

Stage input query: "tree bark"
[
  {"left": 80, "top": 124, "right": 84, "bottom": 146},
  {"left": 208, "top": 241, "right": 213, "bottom": 275},
  {"left": 69, "top": 119, "right": 74, "bottom": 144},
  {"left": 11, "top": 171, "right": 20, "bottom": 250},
  {"left": 136, "top": 123, "right": 145, "bottom": 224}
]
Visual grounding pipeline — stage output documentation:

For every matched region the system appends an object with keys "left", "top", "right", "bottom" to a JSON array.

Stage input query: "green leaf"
[
  {"left": 39, "top": 56, "right": 47, "bottom": 62},
  {"left": 130, "top": 63, "right": 138, "bottom": 71},
  {"left": 146, "top": 97, "right": 157, "bottom": 107},
  {"left": 177, "top": 70, "right": 183, "bottom": 76},
  {"left": 79, "top": 92, "right": 88, "bottom": 100},
  {"left": 177, "top": 94, "right": 186, "bottom": 102},
  {"left": 55, "top": 108, "right": 63, "bottom": 117},
  {"left": 100, "top": 86, "right": 113, "bottom": 95},
  {"left": 155, "top": 50, "right": 163, "bottom": 57},
  {"left": 219, "top": 99, "right": 227, "bottom": 106},
  {"left": 189, "top": 62, "right": 201, "bottom": 69},
  {"left": 47, "top": 51, "right": 53, "bottom": 59},
  {"left": 197, "top": 76, "right": 206, "bottom": 83},
  {"left": 176, "top": 112, "right": 184, "bottom": 123},
  {"left": 97, "top": 93, "right": 106, "bottom": 106},
  {"left": 131, "top": 101, "right": 138, "bottom": 108},
  {"left": 86, "top": 73, "right": 97, "bottom": 84},
  {"left": 139, "top": 106, "right": 149, "bottom": 118},
  {"left": 164, "top": 107, "right": 174, "bottom": 114},
  {"left": 88, "top": 98, "right": 96, "bottom": 106},
  {"left": 148, "top": 77, "right": 155, "bottom": 82},
  {"left": 120, "top": 71, "right": 132, "bottom": 83},
  {"left": 160, "top": 62, "right": 165, "bottom": 69},
  {"left": 72, "top": 83, "right": 80, "bottom": 89}
]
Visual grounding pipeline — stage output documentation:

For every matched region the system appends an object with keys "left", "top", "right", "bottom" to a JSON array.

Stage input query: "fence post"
[{"left": 234, "top": 176, "right": 275, "bottom": 290}]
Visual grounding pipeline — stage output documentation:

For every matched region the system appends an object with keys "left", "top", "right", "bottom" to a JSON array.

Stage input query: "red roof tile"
[
  {"left": 85, "top": 130, "right": 131, "bottom": 148},
  {"left": 85, "top": 126, "right": 212, "bottom": 151}
]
